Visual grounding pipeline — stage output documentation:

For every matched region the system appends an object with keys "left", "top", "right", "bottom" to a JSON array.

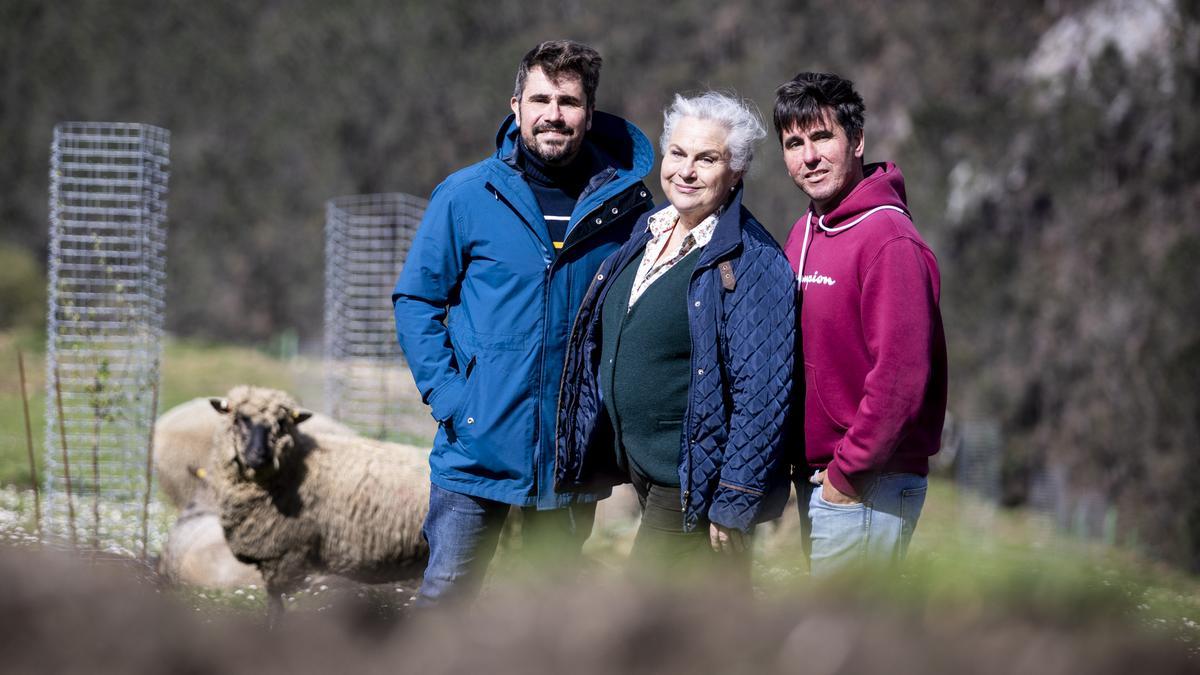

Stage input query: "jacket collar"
[
  {"left": 629, "top": 183, "right": 747, "bottom": 271},
  {"left": 602, "top": 182, "right": 747, "bottom": 319},
  {"left": 702, "top": 182, "right": 747, "bottom": 263},
  {"left": 485, "top": 111, "right": 653, "bottom": 228}
]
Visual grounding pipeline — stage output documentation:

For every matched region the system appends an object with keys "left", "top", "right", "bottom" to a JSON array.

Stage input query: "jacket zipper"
[
  {"left": 485, "top": 181, "right": 553, "bottom": 499},
  {"left": 680, "top": 246, "right": 737, "bottom": 530},
  {"left": 486, "top": 178, "right": 651, "bottom": 500},
  {"left": 557, "top": 188, "right": 652, "bottom": 259},
  {"left": 486, "top": 183, "right": 553, "bottom": 259},
  {"left": 550, "top": 192, "right": 650, "bottom": 489},
  {"left": 552, "top": 259, "right": 607, "bottom": 487},
  {"left": 682, "top": 269, "right": 699, "bottom": 529}
]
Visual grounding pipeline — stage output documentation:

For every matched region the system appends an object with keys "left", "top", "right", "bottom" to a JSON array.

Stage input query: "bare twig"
[
  {"left": 141, "top": 378, "right": 160, "bottom": 561},
  {"left": 17, "top": 349, "right": 42, "bottom": 539},
  {"left": 91, "top": 398, "right": 100, "bottom": 551},
  {"left": 53, "top": 364, "right": 78, "bottom": 548}
]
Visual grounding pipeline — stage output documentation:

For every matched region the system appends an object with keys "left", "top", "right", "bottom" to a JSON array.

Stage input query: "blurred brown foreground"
[{"left": 0, "top": 542, "right": 1192, "bottom": 675}]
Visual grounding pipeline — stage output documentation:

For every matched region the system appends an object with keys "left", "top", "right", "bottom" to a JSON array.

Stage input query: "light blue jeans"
[{"left": 798, "top": 472, "right": 927, "bottom": 577}]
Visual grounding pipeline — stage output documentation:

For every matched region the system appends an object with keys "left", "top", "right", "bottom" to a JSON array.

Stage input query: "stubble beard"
[{"left": 525, "top": 126, "right": 581, "bottom": 166}]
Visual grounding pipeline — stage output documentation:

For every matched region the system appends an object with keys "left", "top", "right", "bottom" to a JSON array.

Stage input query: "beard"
[{"left": 523, "top": 123, "right": 584, "bottom": 166}]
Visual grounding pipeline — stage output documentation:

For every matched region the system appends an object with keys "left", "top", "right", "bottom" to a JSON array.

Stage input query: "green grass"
[
  {"left": 0, "top": 329, "right": 48, "bottom": 487},
  {"left": 751, "top": 479, "right": 1200, "bottom": 647},
  {"left": 0, "top": 330, "right": 319, "bottom": 488}
]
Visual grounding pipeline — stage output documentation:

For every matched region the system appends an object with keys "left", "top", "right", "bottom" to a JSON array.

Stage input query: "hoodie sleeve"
[
  {"left": 391, "top": 183, "right": 468, "bottom": 423},
  {"left": 707, "top": 247, "right": 796, "bottom": 532},
  {"left": 824, "top": 237, "right": 939, "bottom": 498}
]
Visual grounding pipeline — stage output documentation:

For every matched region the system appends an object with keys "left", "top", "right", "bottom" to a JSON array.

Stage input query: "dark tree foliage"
[
  {"left": 911, "top": 3, "right": 1200, "bottom": 567},
  {"left": 1, "top": 0, "right": 1197, "bottom": 567}
]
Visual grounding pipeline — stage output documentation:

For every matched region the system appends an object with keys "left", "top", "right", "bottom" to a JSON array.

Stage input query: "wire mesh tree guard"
[
  {"left": 324, "top": 193, "right": 427, "bottom": 439},
  {"left": 43, "top": 122, "right": 169, "bottom": 554}
]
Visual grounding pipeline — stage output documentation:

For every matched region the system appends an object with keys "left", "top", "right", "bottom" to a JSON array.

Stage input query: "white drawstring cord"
[
  {"left": 796, "top": 205, "right": 910, "bottom": 289},
  {"left": 795, "top": 212, "right": 813, "bottom": 289},
  {"left": 818, "top": 205, "right": 908, "bottom": 233}
]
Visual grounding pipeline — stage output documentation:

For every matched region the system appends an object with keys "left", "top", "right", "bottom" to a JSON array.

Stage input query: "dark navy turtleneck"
[{"left": 516, "top": 140, "right": 594, "bottom": 253}]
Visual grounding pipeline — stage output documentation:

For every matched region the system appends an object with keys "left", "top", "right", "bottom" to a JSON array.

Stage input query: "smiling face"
[
  {"left": 660, "top": 116, "right": 740, "bottom": 227},
  {"left": 510, "top": 66, "right": 591, "bottom": 166},
  {"left": 781, "top": 108, "right": 865, "bottom": 214}
]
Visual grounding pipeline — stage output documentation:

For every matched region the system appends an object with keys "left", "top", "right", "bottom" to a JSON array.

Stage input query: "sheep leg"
[
  {"left": 266, "top": 589, "right": 286, "bottom": 630},
  {"left": 262, "top": 554, "right": 307, "bottom": 628}
]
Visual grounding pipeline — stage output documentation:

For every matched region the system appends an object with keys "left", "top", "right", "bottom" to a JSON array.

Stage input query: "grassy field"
[
  {"left": 1, "top": 330, "right": 1197, "bottom": 654},
  {"left": 0, "top": 328, "right": 308, "bottom": 487},
  {"left": 0, "top": 328, "right": 435, "bottom": 486},
  {"left": 755, "top": 480, "right": 1200, "bottom": 649}
]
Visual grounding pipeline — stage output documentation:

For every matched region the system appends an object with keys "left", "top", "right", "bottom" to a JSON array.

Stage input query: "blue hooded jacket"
[
  {"left": 556, "top": 189, "right": 795, "bottom": 532},
  {"left": 392, "top": 111, "right": 654, "bottom": 508}
]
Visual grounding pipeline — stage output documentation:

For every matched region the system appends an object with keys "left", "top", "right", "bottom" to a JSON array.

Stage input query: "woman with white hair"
[{"left": 556, "top": 92, "right": 795, "bottom": 575}]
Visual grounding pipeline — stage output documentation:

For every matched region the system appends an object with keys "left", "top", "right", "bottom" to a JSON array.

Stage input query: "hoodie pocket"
[{"left": 804, "top": 362, "right": 849, "bottom": 432}]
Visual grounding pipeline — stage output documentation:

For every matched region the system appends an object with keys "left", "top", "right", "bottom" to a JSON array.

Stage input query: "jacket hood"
[
  {"left": 494, "top": 110, "right": 655, "bottom": 184},
  {"left": 812, "top": 162, "right": 909, "bottom": 235}
]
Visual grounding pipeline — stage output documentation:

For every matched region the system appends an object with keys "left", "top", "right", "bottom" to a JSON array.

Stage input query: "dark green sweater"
[{"left": 599, "top": 251, "right": 697, "bottom": 486}]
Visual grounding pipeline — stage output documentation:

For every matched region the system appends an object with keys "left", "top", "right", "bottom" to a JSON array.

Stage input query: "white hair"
[{"left": 660, "top": 91, "right": 767, "bottom": 173}]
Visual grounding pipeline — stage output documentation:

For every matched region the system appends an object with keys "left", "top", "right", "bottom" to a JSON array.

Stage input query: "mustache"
[{"left": 533, "top": 122, "right": 573, "bottom": 135}]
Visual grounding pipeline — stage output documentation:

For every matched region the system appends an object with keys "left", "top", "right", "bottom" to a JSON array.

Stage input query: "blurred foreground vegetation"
[{"left": 1, "top": 460, "right": 1197, "bottom": 659}]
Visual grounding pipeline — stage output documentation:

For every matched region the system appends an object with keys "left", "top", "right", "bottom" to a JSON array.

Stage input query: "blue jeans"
[
  {"left": 798, "top": 472, "right": 927, "bottom": 577},
  {"left": 415, "top": 484, "right": 595, "bottom": 607}
]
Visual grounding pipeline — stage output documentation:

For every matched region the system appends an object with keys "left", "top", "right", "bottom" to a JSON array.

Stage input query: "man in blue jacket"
[{"left": 393, "top": 40, "right": 654, "bottom": 606}]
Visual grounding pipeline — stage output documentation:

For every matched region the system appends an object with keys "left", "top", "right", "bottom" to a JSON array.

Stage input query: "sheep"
[
  {"left": 207, "top": 385, "right": 430, "bottom": 624},
  {"left": 153, "top": 396, "right": 356, "bottom": 510},
  {"left": 158, "top": 497, "right": 264, "bottom": 589}
]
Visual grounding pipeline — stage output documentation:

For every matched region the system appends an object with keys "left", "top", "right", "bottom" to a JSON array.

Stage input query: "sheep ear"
[
  {"left": 292, "top": 408, "right": 313, "bottom": 424},
  {"left": 209, "top": 398, "right": 231, "bottom": 414}
]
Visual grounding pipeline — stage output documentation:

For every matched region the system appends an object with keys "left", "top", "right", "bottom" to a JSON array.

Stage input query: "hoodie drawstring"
[
  {"left": 796, "top": 212, "right": 813, "bottom": 290},
  {"left": 796, "top": 205, "right": 910, "bottom": 290},
  {"left": 818, "top": 205, "right": 908, "bottom": 233}
]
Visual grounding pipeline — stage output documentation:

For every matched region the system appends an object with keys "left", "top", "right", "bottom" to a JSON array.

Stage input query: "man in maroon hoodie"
[{"left": 774, "top": 72, "right": 947, "bottom": 576}]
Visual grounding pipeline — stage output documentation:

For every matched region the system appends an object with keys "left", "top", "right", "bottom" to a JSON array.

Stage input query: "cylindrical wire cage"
[
  {"left": 42, "top": 122, "right": 170, "bottom": 553},
  {"left": 324, "top": 193, "right": 427, "bottom": 439}
]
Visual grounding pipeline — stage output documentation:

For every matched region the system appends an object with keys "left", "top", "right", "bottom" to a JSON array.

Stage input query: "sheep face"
[{"left": 210, "top": 387, "right": 312, "bottom": 481}]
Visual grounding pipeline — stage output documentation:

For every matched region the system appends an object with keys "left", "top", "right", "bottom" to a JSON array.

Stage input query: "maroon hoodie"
[{"left": 784, "top": 162, "right": 947, "bottom": 498}]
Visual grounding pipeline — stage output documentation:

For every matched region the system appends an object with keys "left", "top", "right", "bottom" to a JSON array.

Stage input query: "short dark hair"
[
  {"left": 773, "top": 72, "right": 865, "bottom": 143},
  {"left": 513, "top": 40, "right": 603, "bottom": 109}
]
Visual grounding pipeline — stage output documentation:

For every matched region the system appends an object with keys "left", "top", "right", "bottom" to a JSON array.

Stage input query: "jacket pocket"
[
  {"left": 447, "top": 355, "right": 479, "bottom": 444},
  {"left": 718, "top": 480, "right": 764, "bottom": 497},
  {"left": 461, "top": 327, "right": 532, "bottom": 351}
]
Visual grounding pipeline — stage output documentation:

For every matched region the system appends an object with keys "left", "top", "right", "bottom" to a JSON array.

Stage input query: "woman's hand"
[{"left": 709, "top": 522, "right": 747, "bottom": 553}]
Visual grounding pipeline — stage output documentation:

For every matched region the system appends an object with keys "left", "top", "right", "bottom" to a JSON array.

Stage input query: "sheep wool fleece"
[{"left": 393, "top": 111, "right": 654, "bottom": 509}]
